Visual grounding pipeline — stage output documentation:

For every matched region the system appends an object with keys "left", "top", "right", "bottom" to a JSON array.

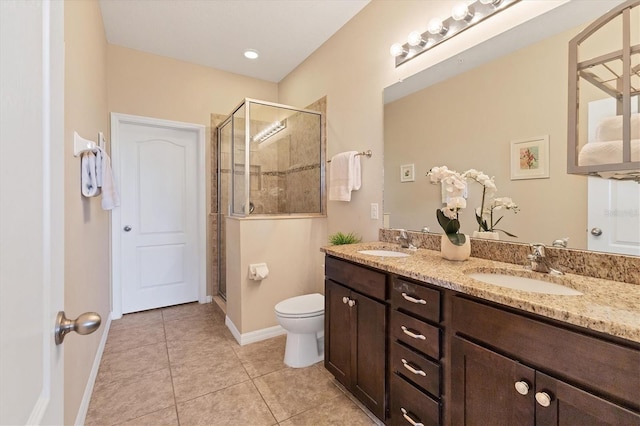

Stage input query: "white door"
[
  {"left": 0, "top": 1, "right": 64, "bottom": 424},
  {"left": 111, "top": 114, "right": 205, "bottom": 315},
  {"left": 588, "top": 177, "right": 640, "bottom": 255}
]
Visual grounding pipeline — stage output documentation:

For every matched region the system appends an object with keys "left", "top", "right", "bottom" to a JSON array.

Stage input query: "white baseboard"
[
  {"left": 74, "top": 313, "right": 112, "bottom": 426},
  {"left": 225, "top": 316, "right": 286, "bottom": 346}
]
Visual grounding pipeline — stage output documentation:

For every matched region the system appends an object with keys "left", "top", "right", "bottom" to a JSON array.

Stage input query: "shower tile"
[
  {"left": 96, "top": 342, "right": 168, "bottom": 385},
  {"left": 85, "top": 368, "right": 174, "bottom": 426},
  {"left": 166, "top": 336, "right": 235, "bottom": 365},
  {"left": 253, "top": 363, "right": 342, "bottom": 422},
  {"left": 110, "top": 309, "right": 163, "bottom": 331},
  {"left": 231, "top": 334, "right": 286, "bottom": 378},
  {"left": 103, "top": 322, "right": 166, "bottom": 354},
  {"left": 176, "top": 381, "right": 276, "bottom": 426},
  {"left": 118, "top": 406, "right": 178, "bottom": 426},
  {"left": 170, "top": 352, "right": 250, "bottom": 402},
  {"left": 278, "top": 393, "right": 377, "bottom": 426}
]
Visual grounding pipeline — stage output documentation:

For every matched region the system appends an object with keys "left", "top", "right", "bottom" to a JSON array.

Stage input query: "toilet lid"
[{"left": 275, "top": 293, "right": 324, "bottom": 317}]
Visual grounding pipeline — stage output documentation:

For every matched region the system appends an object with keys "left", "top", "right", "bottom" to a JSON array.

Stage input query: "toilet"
[{"left": 275, "top": 293, "right": 325, "bottom": 368}]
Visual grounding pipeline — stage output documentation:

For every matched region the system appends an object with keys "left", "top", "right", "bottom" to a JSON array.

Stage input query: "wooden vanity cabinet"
[
  {"left": 451, "top": 296, "right": 640, "bottom": 425},
  {"left": 388, "top": 277, "right": 444, "bottom": 426},
  {"left": 324, "top": 256, "right": 387, "bottom": 421}
]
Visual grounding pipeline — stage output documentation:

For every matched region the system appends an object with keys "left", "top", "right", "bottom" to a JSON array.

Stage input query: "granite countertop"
[{"left": 322, "top": 241, "right": 640, "bottom": 344}]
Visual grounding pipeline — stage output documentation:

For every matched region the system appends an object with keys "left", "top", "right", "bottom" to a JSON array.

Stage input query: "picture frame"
[
  {"left": 400, "top": 163, "right": 415, "bottom": 182},
  {"left": 510, "top": 135, "right": 550, "bottom": 180}
]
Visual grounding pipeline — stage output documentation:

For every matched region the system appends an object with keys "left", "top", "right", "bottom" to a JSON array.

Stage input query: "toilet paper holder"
[{"left": 249, "top": 263, "right": 269, "bottom": 280}]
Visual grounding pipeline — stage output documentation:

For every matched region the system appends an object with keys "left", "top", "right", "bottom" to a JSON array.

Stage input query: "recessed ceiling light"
[{"left": 244, "top": 49, "right": 259, "bottom": 59}]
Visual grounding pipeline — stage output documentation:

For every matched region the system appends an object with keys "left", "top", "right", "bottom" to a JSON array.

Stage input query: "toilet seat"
[{"left": 275, "top": 293, "right": 324, "bottom": 318}]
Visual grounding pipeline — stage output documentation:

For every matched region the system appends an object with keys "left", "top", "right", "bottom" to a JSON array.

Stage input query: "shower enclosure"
[{"left": 216, "top": 99, "right": 324, "bottom": 299}]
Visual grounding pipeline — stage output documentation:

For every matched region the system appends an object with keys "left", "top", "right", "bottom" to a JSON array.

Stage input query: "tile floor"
[{"left": 86, "top": 301, "right": 380, "bottom": 425}]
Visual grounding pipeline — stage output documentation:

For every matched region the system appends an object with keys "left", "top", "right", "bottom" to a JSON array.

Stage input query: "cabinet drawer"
[
  {"left": 453, "top": 296, "right": 640, "bottom": 411},
  {"left": 391, "top": 341, "right": 440, "bottom": 397},
  {"left": 391, "top": 310, "right": 440, "bottom": 360},
  {"left": 325, "top": 256, "right": 386, "bottom": 301},
  {"left": 391, "top": 277, "right": 441, "bottom": 323},
  {"left": 389, "top": 374, "right": 440, "bottom": 426}
]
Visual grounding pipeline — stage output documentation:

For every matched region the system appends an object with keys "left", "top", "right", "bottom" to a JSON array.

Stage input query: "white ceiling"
[{"left": 99, "top": 0, "right": 370, "bottom": 83}]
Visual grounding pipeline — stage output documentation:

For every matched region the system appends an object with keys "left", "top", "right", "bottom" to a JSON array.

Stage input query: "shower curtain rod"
[{"left": 327, "top": 150, "right": 372, "bottom": 163}]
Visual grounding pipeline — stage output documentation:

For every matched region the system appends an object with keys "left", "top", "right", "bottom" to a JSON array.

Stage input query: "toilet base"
[{"left": 283, "top": 332, "right": 324, "bottom": 368}]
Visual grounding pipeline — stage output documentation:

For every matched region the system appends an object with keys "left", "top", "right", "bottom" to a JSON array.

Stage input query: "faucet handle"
[{"left": 530, "top": 243, "right": 546, "bottom": 256}]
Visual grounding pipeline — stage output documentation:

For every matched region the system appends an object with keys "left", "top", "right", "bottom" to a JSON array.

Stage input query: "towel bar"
[{"left": 327, "top": 150, "right": 372, "bottom": 163}]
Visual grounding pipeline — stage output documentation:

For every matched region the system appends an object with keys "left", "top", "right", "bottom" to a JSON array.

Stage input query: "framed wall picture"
[
  {"left": 400, "top": 163, "right": 415, "bottom": 182},
  {"left": 510, "top": 135, "right": 550, "bottom": 180}
]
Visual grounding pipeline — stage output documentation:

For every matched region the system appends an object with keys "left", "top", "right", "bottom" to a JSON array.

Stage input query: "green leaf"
[
  {"left": 494, "top": 228, "right": 518, "bottom": 238},
  {"left": 329, "top": 232, "right": 362, "bottom": 245},
  {"left": 475, "top": 213, "right": 489, "bottom": 231},
  {"left": 447, "top": 232, "right": 467, "bottom": 245},
  {"left": 436, "top": 209, "right": 460, "bottom": 234}
]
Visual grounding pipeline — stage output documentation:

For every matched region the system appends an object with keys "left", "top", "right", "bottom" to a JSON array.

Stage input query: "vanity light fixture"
[
  {"left": 390, "top": 0, "right": 520, "bottom": 67},
  {"left": 253, "top": 119, "right": 287, "bottom": 143}
]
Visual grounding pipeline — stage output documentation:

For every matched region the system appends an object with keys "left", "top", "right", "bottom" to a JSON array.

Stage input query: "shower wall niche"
[{"left": 214, "top": 98, "right": 325, "bottom": 300}]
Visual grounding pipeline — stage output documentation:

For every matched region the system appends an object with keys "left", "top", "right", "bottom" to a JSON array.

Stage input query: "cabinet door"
[
  {"left": 451, "top": 337, "right": 535, "bottom": 426},
  {"left": 324, "top": 279, "right": 352, "bottom": 387},
  {"left": 535, "top": 371, "right": 640, "bottom": 426},
  {"left": 352, "top": 291, "right": 387, "bottom": 421}
]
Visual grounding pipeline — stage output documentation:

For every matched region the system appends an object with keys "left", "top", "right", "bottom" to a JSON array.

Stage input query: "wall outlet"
[{"left": 370, "top": 203, "right": 379, "bottom": 220}]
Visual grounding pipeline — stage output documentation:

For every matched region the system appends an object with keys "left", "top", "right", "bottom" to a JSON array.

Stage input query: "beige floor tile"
[
  {"left": 117, "top": 406, "right": 178, "bottom": 426},
  {"left": 86, "top": 368, "right": 174, "bottom": 426},
  {"left": 97, "top": 342, "right": 169, "bottom": 384},
  {"left": 171, "top": 352, "right": 250, "bottom": 402},
  {"left": 231, "top": 335, "right": 286, "bottom": 378},
  {"left": 164, "top": 317, "right": 234, "bottom": 343},
  {"left": 177, "top": 381, "right": 276, "bottom": 426},
  {"left": 110, "top": 309, "right": 164, "bottom": 331},
  {"left": 279, "top": 393, "right": 378, "bottom": 426},
  {"left": 162, "top": 301, "right": 225, "bottom": 323},
  {"left": 166, "top": 336, "right": 235, "bottom": 365},
  {"left": 104, "top": 322, "right": 166, "bottom": 354},
  {"left": 253, "top": 364, "right": 343, "bottom": 422}
]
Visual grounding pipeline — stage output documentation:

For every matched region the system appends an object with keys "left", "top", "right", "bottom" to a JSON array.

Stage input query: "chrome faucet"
[
  {"left": 527, "top": 243, "right": 563, "bottom": 275},
  {"left": 396, "top": 229, "right": 416, "bottom": 250}
]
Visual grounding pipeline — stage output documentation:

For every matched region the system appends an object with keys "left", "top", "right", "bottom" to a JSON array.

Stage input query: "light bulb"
[
  {"left": 407, "top": 31, "right": 425, "bottom": 47},
  {"left": 452, "top": 3, "right": 472, "bottom": 21},
  {"left": 390, "top": 43, "right": 407, "bottom": 57},
  {"left": 427, "top": 18, "right": 447, "bottom": 35}
]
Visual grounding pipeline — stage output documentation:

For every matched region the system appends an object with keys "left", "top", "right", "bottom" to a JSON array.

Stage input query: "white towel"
[
  {"left": 329, "top": 151, "right": 361, "bottom": 202},
  {"left": 81, "top": 151, "right": 99, "bottom": 197},
  {"left": 96, "top": 147, "right": 120, "bottom": 210}
]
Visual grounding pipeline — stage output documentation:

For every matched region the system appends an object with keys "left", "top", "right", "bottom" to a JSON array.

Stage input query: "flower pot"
[
  {"left": 472, "top": 231, "right": 500, "bottom": 240},
  {"left": 441, "top": 234, "right": 471, "bottom": 261}
]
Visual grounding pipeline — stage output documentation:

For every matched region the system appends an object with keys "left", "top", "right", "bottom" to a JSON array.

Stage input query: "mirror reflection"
[{"left": 383, "top": 2, "right": 640, "bottom": 256}]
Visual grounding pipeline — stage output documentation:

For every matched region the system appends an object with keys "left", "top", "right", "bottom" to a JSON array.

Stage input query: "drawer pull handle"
[
  {"left": 401, "top": 358, "right": 426, "bottom": 376},
  {"left": 401, "top": 326, "right": 426, "bottom": 340},
  {"left": 401, "top": 292, "right": 427, "bottom": 305},
  {"left": 535, "top": 391, "right": 553, "bottom": 407},
  {"left": 514, "top": 380, "right": 530, "bottom": 395},
  {"left": 348, "top": 299, "right": 356, "bottom": 307},
  {"left": 342, "top": 296, "right": 349, "bottom": 304},
  {"left": 400, "top": 408, "right": 424, "bottom": 426}
]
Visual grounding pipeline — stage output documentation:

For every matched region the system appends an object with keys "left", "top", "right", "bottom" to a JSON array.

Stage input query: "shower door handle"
[{"left": 123, "top": 225, "right": 132, "bottom": 232}]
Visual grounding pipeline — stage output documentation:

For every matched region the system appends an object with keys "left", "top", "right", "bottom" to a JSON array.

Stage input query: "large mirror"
[{"left": 383, "top": 0, "right": 640, "bottom": 256}]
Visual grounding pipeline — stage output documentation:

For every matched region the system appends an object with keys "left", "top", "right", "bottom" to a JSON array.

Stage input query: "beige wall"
[
  {"left": 226, "top": 217, "right": 327, "bottom": 335},
  {"left": 107, "top": 44, "right": 279, "bottom": 296},
  {"left": 277, "top": 0, "right": 576, "bottom": 243},
  {"left": 64, "top": 1, "right": 110, "bottom": 424}
]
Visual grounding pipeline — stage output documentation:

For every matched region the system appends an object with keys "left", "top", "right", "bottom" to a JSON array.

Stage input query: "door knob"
[
  {"left": 55, "top": 311, "right": 101, "bottom": 345},
  {"left": 535, "top": 391, "right": 553, "bottom": 407},
  {"left": 342, "top": 296, "right": 349, "bottom": 304},
  {"left": 590, "top": 227, "right": 602, "bottom": 236},
  {"left": 514, "top": 380, "right": 530, "bottom": 395},
  {"left": 123, "top": 225, "right": 132, "bottom": 232}
]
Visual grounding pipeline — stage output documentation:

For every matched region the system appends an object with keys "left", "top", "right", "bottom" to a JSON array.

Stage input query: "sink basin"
[
  {"left": 466, "top": 272, "right": 582, "bottom": 295},
  {"left": 357, "top": 249, "right": 410, "bottom": 258}
]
